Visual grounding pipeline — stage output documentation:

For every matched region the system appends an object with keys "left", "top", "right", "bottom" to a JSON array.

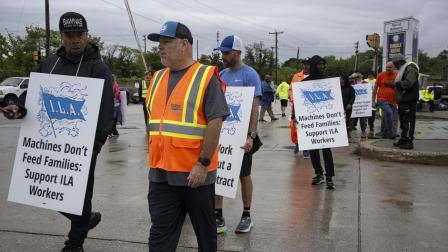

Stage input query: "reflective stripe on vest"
[
  {"left": 142, "top": 79, "right": 148, "bottom": 97},
  {"left": 183, "top": 65, "right": 210, "bottom": 124},
  {"left": 148, "top": 120, "right": 206, "bottom": 139},
  {"left": 148, "top": 64, "right": 212, "bottom": 139},
  {"left": 148, "top": 68, "right": 168, "bottom": 113}
]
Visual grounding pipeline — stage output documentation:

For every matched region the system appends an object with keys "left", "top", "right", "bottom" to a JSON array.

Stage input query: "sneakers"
[
  {"left": 217, "top": 216, "right": 254, "bottom": 234},
  {"left": 282, "top": 113, "right": 286, "bottom": 117},
  {"left": 361, "top": 131, "right": 367, "bottom": 139},
  {"left": 311, "top": 174, "right": 325, "bottom": 185},
  {"left": 326, "top": 177, "right": 335, "bottom": 190},
  {"left": 88, "top": 212, "right": 102, "bottom": 230},
  {"left": 393, "top": 138, "right": 407, "bottom": 147},
  {"left": 61, "top": 245, "right": 84, "bottom": 252},
  {"left": 303, "top": 150, "right": 310, "bottom": 159},
  {"left": 235, "top": 216, "right": 254, "bottom": 233},
  {"left": 399, "top": 139, "right": 414, "bottom": 150},
  {"left": 271, "top": 117, "right": 279, "bottom": 121},
  {"left": 61, "top": 212, "right": 100, "bottom": 252},
  {"left": 216, "top": 217, "right": 227, "bottom": 234},
  {"left": 258, "top": 119, "right": 267, "bottom": 122}
]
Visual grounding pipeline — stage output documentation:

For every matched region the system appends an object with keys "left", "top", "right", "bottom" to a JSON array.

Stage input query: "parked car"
[
  {"left": 132, "top": 92, "right": 142, "bottom": 104},
  {"left": 0, "top": 77, "right": 29, "bottom": 106}
]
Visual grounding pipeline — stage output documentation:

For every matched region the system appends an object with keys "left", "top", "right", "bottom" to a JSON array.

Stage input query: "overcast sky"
[{"left": 1, "top": 0, "right": 447, "bottom": 62}]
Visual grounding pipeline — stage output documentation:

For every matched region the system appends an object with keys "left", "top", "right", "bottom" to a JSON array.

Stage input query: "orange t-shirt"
[{"left": 376, "top": 70, "right": 398, "bottom": 105}]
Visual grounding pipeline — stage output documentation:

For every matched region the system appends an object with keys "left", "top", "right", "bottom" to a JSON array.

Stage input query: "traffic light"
[
  {"left": 33, "top": 50, "right": 41, "bottom": 61},
  {"left": 33, "top": 51, "right": 39, "bottom": 61},
  {"left": 366, "top": 33, "right": 380, "bottom": 49}
]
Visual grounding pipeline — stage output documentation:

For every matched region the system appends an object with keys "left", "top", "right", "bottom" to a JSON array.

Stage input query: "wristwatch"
[
  {"left": 248, "top": 131, "right": 257, "bottom": 139},
  {"left": 198, "top": 157, "right": 211, "bottom": 167}
]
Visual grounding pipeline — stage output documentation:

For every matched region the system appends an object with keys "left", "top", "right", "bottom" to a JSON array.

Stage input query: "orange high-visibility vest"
[
  {"left": 289, "top": 70, "right": 306, "bottom": 102},
  {"left": 145, "top": 62, "right": 218, "bottom": 172},
  {"left": 289, "top": 71, "right": 306, "bottom": 144}
]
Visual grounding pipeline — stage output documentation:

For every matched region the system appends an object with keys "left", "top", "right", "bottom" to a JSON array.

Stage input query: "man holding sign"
[
  {"left": 214, "top": 35, "right": 261, "bottom": 234},
  {"left": 3, "top": 12, "right": 113, "bottom": 252},
  {"left": 299, "top": 55, "right": 338, "bottom": 189},
  {"left": 146, "top": 21, "right": 229, "bottom": 251}
]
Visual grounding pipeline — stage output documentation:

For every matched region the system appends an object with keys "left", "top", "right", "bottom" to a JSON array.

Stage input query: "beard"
[{"left": 223, "top": 57, "right": 236, "bottom": 68}]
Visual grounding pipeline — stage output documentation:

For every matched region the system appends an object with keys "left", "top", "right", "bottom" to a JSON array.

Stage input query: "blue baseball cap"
[
  {"left": 214, "top": 35, "right": 243, "bottom": 52},
  {"left": 147, "top": 21, "right": 193, "bottom": 44}
]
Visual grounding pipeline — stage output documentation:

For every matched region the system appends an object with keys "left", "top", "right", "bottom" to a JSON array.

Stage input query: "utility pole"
[
  {"left": 354, "top": 41, "right": 359, "bottom": 72},
  {"left": 296, "top": 47, "right": 300, "bottom": 70},
  {"left": 269, "top": 30, "right": 284, "bottom": 85},
  {"left": 45, "top": 0, "right": 50, "bottom": 58},
  {"left": 142, "top": 35, "right": 147, "bottom": 54},
  {"left": 216, "top": 31, "right": 220, "bottom": 47}
]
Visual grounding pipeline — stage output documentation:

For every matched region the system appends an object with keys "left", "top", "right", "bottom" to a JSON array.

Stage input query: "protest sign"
[
  {"left": 216, "top": 87, "right": 254, "bottom": 198},
  {"left": 119, "top": 91, "right": 127, "bottom": 126},
  {"left": 351, "top": 82, "right": 373, "bottom": 118},
  {"left": 292, "top": 77, "right": 348, "bottom": 150},
  {"left": 8, "top": 72, "right": 104, "bottom": 215}
]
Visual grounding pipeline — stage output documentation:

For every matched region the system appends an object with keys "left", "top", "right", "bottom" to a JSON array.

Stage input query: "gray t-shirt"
[{"left": 150, "top": 64, "right": 230, "bottom": 186}]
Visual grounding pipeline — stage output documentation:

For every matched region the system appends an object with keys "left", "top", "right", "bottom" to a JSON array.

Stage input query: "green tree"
[
  {"left": 144, "top": 46, "right": 163, "bottom": 72},
  {"left": 277, "top": 66, "right": 295, "bottom": 84},
  {"left": 0, "top": 26, "right": 103, "bottom": 80},
  {"left": 198, "top": 52, "right": 224, "bottom": 71},
  {"left": 282, "top": 57, "right": 300, "bottom": 71},
  {"left": 243, "top": 41, "right": 273, "bottom": 78}
]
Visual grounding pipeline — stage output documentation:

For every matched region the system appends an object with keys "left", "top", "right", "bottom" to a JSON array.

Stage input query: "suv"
[{"left": 0, "top": 77, "right": 29, "bottom": 106}]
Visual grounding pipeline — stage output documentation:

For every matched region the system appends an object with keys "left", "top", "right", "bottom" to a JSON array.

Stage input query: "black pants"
[
  {"left": 345, "top": 109, "right": 352, "bottom": 132},
  {"left": 110, "top": 118, "right": 118, "bottom": 135},
  {"left": 143, "top": 102, "right": 149, "bottom": 124},
  {"left": 60, "top": 151, "right": 99, "bottom": 246},
  {"left": 418, "top": 100, "right": 435, "bottom": 112},
  {"left": 350, "top": 117, "right": 366, "bottom": 131},
  {"left": 309, "top": 148, "right": 334, "bottom": 177},
  {"left": 368, "top": 109, "right": 376, "bottom": 131},
  {"left": 148, "top": 182, "right": 216, "bottom": 252},
  {"left": 398, "top": 103, "right": 417, "bottom": 140}
]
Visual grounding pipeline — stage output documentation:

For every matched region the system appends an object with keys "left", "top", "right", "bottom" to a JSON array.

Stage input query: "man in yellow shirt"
[{"left": 276, "top": 81, "right": 290, "bottom": 117}]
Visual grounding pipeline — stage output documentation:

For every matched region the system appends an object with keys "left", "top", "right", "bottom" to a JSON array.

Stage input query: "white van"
[{"left": 0, "top": 77, "right": 29, "bottom": 105}]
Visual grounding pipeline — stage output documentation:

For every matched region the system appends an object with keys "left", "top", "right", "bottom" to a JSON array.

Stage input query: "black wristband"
[{"left": 198, "top": 157, "right": 211, "bottom": 167}]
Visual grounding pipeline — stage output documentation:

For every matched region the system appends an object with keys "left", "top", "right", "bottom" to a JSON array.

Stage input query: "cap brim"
[
  {"left": 213, "top": 46, "right": 232, "bottom": 52},
  {"left": 61, "top": 29, "right": 88, "bottom": 33},
  {"left": 147, "top": 33, "right": 176, "bottom": 41}
]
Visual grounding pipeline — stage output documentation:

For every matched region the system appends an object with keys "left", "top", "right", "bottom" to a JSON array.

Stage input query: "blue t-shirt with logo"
[{"left": 220, "top": 65, "right": 262, "bottom": 97}]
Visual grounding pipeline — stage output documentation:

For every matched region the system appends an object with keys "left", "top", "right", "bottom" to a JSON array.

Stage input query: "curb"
[
  {"left": 358, "top": 139, "right": 448, "bottom": 166},
  {"left": 416, "top": 115, "right": 448, "bottom": 120}
]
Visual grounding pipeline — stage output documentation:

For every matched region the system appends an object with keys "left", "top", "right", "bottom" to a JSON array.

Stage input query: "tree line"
[{"left": 1, "top": 26, "right": 447, "bottom": 85}]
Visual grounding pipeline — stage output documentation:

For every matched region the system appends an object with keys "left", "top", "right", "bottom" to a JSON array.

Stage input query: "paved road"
[{"left": 1, "top": 104, "right": 447, "bottom": 251}]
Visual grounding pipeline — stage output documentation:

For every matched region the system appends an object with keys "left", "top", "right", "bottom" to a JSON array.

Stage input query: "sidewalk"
[
  {"left": 1, "top": 104, "right": 448, "bottom": 251},
  {"left": 416, "top": 110, "right": 448, "bottom": 120},
  {"left": 358, "top": 110, "right": 448, "bottom": 165}
]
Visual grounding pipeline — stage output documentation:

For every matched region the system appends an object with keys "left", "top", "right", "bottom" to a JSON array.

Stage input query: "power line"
[{"left": 99, "top": 0, "right": 162, "bottom": 25}]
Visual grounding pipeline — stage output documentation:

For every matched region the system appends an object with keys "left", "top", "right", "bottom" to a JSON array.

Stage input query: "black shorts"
[
  {"left": 280, "top": 99, "right": 288, "bottom": 107},
  {"left": 239, "top": 152, "right": 253, "bottom": 177}
]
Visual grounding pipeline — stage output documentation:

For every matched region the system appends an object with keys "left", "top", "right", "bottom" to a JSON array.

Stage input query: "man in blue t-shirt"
[{"left": 214, "top": 35, "right": 262, "bottom": 234}]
